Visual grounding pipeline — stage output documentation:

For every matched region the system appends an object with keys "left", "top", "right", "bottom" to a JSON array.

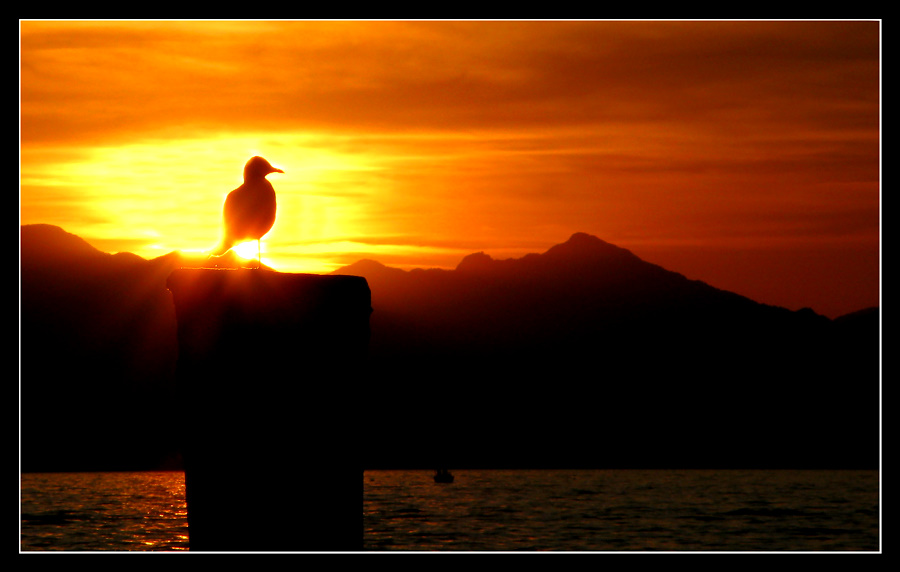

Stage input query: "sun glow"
[
  {"left": 232, "top": 240, "right": 263, "bottom": 263},
  {"left": 20, "top": 125, "right": 529, "bottom": 276},
  {"left": 20, "top": 133, "right": 388, "bottom": 273}
]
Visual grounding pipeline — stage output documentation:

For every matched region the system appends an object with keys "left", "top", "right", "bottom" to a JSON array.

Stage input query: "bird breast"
[{"left": 223, "top": 180, "right": 277, "bottom": 240}]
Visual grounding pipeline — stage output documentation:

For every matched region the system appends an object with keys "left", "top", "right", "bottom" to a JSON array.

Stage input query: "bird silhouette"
[{"left": 210, "top": 156, "right": 283, "bottom": 268}]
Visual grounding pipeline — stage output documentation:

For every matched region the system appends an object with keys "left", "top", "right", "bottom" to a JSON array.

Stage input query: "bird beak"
[{"left": 271, "top": 167, "right": 284, "bottom": 174}]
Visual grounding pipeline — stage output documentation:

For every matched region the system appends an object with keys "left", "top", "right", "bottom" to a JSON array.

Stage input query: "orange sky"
[{"left": 19, "top": 20, "right": 880, "bottom": 318}]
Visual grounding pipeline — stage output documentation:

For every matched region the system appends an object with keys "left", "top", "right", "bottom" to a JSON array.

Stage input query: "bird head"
[{"left": 244, "top": 156, "right": 284, "bottom": 180}]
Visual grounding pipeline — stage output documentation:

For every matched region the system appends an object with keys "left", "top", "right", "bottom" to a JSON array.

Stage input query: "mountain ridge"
[
  {"left": 334, "top": 231, "right": 835, "bottom": 320},
  {"left": 18, "top": 223, "right": 869, "bottom": 322}
]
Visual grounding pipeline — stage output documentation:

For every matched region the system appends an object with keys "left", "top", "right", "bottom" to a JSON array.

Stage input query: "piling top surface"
[{"left": 167, "top": 267, "right": 370, "bottom": 296}]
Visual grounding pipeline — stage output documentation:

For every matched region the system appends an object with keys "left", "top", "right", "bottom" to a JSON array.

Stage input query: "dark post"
[{"left": 167, "top": 269, "right": 371, "bottom": 551}]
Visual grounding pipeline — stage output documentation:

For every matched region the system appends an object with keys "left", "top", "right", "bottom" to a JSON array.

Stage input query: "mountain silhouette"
[
  {"left": 19, "top": 225, "right": 878, "bottom": 471},
  {"left": 335, "top": 232, "right": 828, "bottom": 365},
  {"left": 333, "top": 232, "right": 879, "bottom": 470},
  {"left": 19, "top": 225, "right": 269, "bottom": 472}
]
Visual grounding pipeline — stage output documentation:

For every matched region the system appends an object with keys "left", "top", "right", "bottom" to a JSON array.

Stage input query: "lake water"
[{"left": 20, "top": 469, "right": 880, "bottom": 552}]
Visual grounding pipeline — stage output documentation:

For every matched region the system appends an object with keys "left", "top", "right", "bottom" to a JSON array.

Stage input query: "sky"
[{"left": 19, "top": 20, "right": 880, "bottom": 318}]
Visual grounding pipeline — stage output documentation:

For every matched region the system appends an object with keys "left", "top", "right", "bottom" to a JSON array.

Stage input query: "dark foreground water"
[{"left": 20, "top": 469, "right": 880, "bottom": 552}]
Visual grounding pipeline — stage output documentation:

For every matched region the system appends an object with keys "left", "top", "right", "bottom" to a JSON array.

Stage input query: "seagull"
[{"left": 210, "top": 156, "right": 283, "bottom": 268}]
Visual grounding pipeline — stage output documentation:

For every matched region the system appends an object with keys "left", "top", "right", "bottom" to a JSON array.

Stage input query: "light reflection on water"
[
  {"left": 21, "top": 469, "right": 879, "bottom": 552},
  {"left": 20, "top": 471, "right": 189, "bottom": 551}
]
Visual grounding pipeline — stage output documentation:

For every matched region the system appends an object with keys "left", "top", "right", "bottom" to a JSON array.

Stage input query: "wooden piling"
[{"left": 167, "top": 269, "right": 371, "bottom": 551}]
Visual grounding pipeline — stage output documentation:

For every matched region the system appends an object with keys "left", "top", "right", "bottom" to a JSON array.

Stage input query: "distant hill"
[{"left": 19, "top": 225, "right": 879, "bottom": 471}]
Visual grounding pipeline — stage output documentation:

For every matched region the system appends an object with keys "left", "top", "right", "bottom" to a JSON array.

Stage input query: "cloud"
[{"left": 21, "top": 21, "right": 879, "bottom": 144}]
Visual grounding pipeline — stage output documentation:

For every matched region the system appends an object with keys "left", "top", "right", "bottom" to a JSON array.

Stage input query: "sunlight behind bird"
[
  {"left": 232, "top": 240, "right": 265, "bottom": 264},
  {"left": 20, "top": 134, "right": 393, "bottom": 273}
]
